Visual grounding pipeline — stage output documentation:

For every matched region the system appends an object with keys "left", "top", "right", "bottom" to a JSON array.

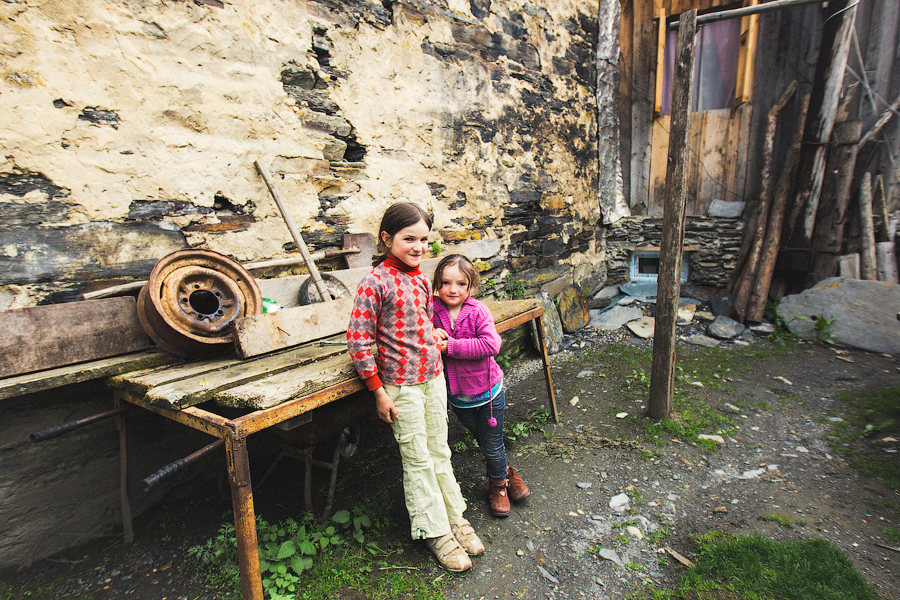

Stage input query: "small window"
[
  {"left": 630, "top": 250, "right": 689, "bottom": 283},
  {"left": 660, "top": 17, "right": 742, "bottom": 115}
]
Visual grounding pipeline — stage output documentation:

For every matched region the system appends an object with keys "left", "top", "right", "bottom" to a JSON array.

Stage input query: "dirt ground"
[{"left": 2, "top": 328, "right": 899, "bottom": 600}]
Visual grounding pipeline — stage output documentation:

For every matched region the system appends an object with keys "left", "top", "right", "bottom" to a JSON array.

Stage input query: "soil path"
[{"left": 2, "top": 337, "right": 898, "bottom": 600}]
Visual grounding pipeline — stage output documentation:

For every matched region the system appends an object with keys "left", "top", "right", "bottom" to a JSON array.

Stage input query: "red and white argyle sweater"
[{"left": 346, "top": 254, "right": 442, "bottom": 391}]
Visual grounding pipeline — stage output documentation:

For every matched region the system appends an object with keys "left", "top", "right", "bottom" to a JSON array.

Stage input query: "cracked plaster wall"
[{"left": 0, "top": 0, "right": 613, "bottom": 308}]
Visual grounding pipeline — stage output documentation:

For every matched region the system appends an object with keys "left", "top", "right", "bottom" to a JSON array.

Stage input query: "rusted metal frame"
[
  {"left": 229, "top": 378, "right": 366, "bottom": 439},
  {"left": 226, "top": 433, "right": 264, "bottom": 600},
  {"left": 30, "top": 406, "right": 129, "bottom": 442},
  {"left": 113, "top": 392, "right": 134, "bottom": 545},
  {"left": 143, "top": 438, "right": 227, "bottom": 491},
  {"left": 116, "top": 391, "right": 233, "bottom": 438}
]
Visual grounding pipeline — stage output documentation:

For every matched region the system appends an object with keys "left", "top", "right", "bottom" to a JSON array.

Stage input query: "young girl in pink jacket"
[{"left": 432, "top": 254, "right": 531, "bottom": 517}]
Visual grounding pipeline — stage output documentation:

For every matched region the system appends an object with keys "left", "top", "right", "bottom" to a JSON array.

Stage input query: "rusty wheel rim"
[{"left": 138, "top": 250, "right": 262, "bottom": 358}]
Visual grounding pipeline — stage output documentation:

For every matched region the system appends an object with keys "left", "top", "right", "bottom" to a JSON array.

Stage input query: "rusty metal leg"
[
  {"left": 114, "top": 392, "right": 134, "bottom": 544},
  {"left": 535, "top": 316, "right": 559, "bottom": 422},
  {"left": 226, "top": 435, "right": 263, "bottom": 600}
]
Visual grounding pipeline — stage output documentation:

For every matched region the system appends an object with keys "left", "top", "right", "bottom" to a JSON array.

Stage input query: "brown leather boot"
[
  {"left": 506, "top": 466, "right": 531, "bottom": 502},
  {"left": 488, "top": 478, "right": 510, "bottom": 517}
]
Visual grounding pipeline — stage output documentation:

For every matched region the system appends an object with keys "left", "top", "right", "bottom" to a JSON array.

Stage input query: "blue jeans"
[{"left": 451, "top": 388, "right": 508, "bottom": 481}]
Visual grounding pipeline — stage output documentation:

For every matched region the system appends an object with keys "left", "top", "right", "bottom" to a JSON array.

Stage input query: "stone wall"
[
  {"left": 604, "top": 216, "right": 744, "bottom": 288},
  {"left": 0, "top": 0, "right": 615, "bottom": 568},
  {"left": 0, "top": 0, "right": 610, "bottom": 308}
]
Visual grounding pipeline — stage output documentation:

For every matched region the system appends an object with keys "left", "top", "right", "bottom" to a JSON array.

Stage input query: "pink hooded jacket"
[{"left": 432, "top": 296, "right": 504, "bottom": 396}]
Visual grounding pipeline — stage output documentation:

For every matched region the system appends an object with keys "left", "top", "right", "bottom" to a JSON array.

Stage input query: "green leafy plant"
[
  {"left": 430, "top": 240, "right": 442, "bottom": 256},
  {"left": 504, "top": 405, "right": 551, "bottom": 441},
  {"left": 503, "top": 275, "right": 526, "bottom": 300},
  {"left": 495, "top": 348, "right": 519, "bottom": 369}
]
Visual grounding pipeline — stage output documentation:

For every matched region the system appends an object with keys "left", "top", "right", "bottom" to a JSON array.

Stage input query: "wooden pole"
[
  {"left": 806, "top": 120, "right": 862, "bottom": 287},
  {"left": 746, "top": 93, "right": 811, "bottom": 322},
  {"left": 859, "top": 172, "right": 877, "bottom": 280},
  {"left": 732, "top": 81, "right": 797, "bottom": 321},
  {"left": 784, "top": 0, "right": 857, "bottom": 266},
  {"left": 255, "top": 159, "right": 333, "bottom": 301},
  {"left": 874, "top": 175, "right": 891, "bottom": 243},
  {"left": 648, "top": 9, "right": 696, "bottom": 421}
]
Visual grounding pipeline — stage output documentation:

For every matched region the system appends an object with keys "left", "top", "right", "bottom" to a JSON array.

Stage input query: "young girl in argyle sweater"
[
  {"left": 432, "top": 254, "right": 531, "bottom": 518},
  {"left": 346, "top": 202, "right": 483, "bottom": 573}
]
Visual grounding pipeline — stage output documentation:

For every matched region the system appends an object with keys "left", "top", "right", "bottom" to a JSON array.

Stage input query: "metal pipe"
[
  {"left": 30, "top": 407, "right": 129, "bottom": 442},
  {"left": 670, "top": 0, "right": 825, "bottom": 28},
  {"left": 142, "top": 438, "right": 226, "bottom": 491}
]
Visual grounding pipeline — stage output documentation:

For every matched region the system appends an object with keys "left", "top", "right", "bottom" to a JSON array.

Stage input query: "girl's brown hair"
[
  {"left": 372, "top": 202, "right": 433, "bottom": 266},
  {"left": 433, "top": 254, "right": 480, "bottom": 296}
]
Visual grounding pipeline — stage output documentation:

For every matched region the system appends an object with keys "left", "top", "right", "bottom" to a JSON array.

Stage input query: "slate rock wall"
[{"left": 605, "top": 216, "right": 744, "bottom": 288}]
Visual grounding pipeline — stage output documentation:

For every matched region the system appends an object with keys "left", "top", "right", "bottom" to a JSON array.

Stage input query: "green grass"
[
  {"left": 632, "top": 530, "right": 878, "bottom": 600},
  {"left": 826, "top": 386, "right": 900, "bottom": 491},
  {"left": 759, "top": 513, "right": 794, "bottom": 528}
]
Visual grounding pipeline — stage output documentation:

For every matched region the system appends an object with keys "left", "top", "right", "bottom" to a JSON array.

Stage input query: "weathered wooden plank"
[
  {"left": 216, "top": 352, "right": 360, "bottom": 409},
  {"left": 232, "top": 298, "right": 354, "bottom": 359},
  {"left": 859, "top": 172, "right": 878, "bottom": 281},
  {"left": 648, "top": 117, "right": 671, "bottom": 215},
  {"left": 145, "top": 343, "right": 348, "bottom": 408},
  {"left": 631, "top": 0, "right": 656, "bottom": 213},
  {"left": 107, "top": 354, "right": 240, "bottom": 399},
  {"left": 0, "top": 297, "right": 151, "bottom": 379},
  {"left": 731, "top": 104, "right": 753, "bottom": 203},
  {"left": 785, "top": 0, "right": 857, "bottom": 256},
  {"left": 619, "top": 0, "right": 635, "bottom": 203},
  {"left": 484, "top": 299, "right": 541, "bottom": 327},
  {"left": 0, "top": 349, "right": 174, "bottom": 401},
  {"left": 697, "top": 109, "right": 730, "bottom": 213},
  {"left": 686, "top": 113, "right": 704, "bottom": 213}
]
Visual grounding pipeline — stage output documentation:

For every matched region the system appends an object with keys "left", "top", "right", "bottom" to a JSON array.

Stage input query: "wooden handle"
[{"left": 254, "top": 159, "right": 332, "bottom": 301}]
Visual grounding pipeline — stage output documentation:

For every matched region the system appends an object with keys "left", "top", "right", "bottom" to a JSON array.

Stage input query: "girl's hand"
[
  {"left": 434, "top": 328, "right": 448, "bottom": 353},
  {"left": 374, "top": 387, "right": 399, "bottom": 424}
]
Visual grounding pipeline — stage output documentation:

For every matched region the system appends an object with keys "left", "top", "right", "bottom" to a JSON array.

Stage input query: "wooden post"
[
  {"left": 631, "top": 0, "right": 655, "bottom": 213},
  {"left": 784, "top": 0, "right": 857, "bottom": 265},
  {"left": 806, "top": 120, "right": 862, "bottom": 286},
  {"left": 874, "top": 175, "right": 891, "bottom": 243},
  {"left": 859, "top": 172, "right": 877, "bottom": 280},
  {"left": 732, "top": 82, "right": 796, "bottom": 321},
  {"left": 648, "top": 10, "right": 696, "bottom": 421},
  {"left": 746, "top": 93, "right": 811, "bottom": 322}
]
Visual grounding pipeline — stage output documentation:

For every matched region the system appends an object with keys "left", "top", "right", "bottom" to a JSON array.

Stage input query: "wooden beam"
[
  {"left": 740, "top": 0, "right": 759, "bottom": 105},
  {"left": 0, "top": 297, "right": 151, "bottom": 379},
  {"left": 784, "top": 1, "right": 857, "bottom": 268},
  {"left": 746, "top": 93, "right": 812, "bottom": 322},
  {"left": 859, "top": 172, "right": 878, "bottom": 280},
  {"left": 732, "top": 81, "right": 797, "bottom": 321},
  {"left": 631, "top": 0, "right": 656, "bottom": 213},
  {"left": 649, "top": 9, "right": 696, "bottom": 421},
  {"left": 655, "top": 7, "right": 667, "bottom": 115}
]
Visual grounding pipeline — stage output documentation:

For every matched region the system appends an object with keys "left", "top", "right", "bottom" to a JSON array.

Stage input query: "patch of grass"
[
  {"left": 879, "top": 525, "right": 900, "bottom": 543},
  {"left": 185, "top": 500, "right": 445, "bottom": 600},
  {"left": 759, "top": 513, "right": 794, "bottom": 528},
  {"left": 825, "top": 386, "right": 900, "bottom": 490},
  {"left": 632, "top": 530, "right": 879, "bottom": 600},
  {"left": 504, "top": 404, "right": 551, "bottom": 442},
  {"left": 503, "top": 276, "right": 526, "bottom": 300}
]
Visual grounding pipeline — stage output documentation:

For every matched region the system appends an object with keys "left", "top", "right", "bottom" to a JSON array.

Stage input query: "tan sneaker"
[
  {"left": 450, "top": 519, "right": 485, "bottom": 556},
  {"left": 425, "top": 533, "right": 473, "bottom": 572}
]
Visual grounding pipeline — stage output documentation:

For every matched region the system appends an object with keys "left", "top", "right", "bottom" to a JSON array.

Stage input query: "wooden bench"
[{"left": 106, "top": 298, "right": 557, "bottom": 600}]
